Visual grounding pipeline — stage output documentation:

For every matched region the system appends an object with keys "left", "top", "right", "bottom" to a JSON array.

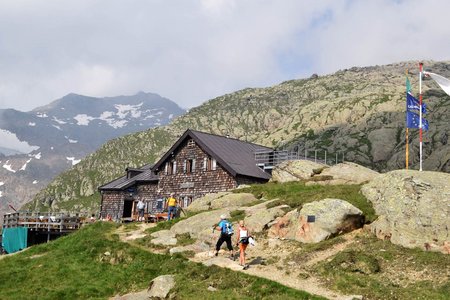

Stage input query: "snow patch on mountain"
[
  {"left": 32, "top": 180, "right": 38, "bottom": 184},
  {"left": 0, "top": 182, "right": 4, "bottom": 186},
  {"left": 53, "top": 116, "right": 67, "bottom": 124},
  {"left": 99, "top": 111, "right": 114, "bottom": 120},
  {"left": 20, "top": 158, "right": 33, "bottom": 171},
  {"left": 115, "top": 102, "right": 143, "bottom": 119},
  {"left": 68, "top": 139, "right": 78, "bottom": 143},
  {"left": 0, "top": 129, "right": 39, "bottom": 154},
  {"left": 29, "top": 152, "right": 41, "bottom": 159},
  {"left": 3, "top": 161, "right": 16, "bottom": 173},
  {"left": 66, "top": 157, "right": 81, "bottom": 165},
  {"left": 28, "top": 122, "right": 36, "bottom": 126},
  {"left": 52, "top": 125, "right": 62, "bottom": 130},
  {"left": 36, "top": 112, "right": 48, "bottom": 118},
  {"left": 74, "top": 114, "right": 95, "bottom": 126},
  {"left": 0, "top": 191, "right": 3, "bottom": 198}
]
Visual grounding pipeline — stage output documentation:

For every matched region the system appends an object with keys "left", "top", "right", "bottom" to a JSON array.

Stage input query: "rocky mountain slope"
[
  {"left": 0, "top": 92, "right": 185, "bottom": 217},
  {"left": 25, "top": 60, "right": 450, "bottom": 213}
]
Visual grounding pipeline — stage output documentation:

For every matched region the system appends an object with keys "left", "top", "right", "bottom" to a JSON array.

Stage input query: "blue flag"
[
  {"left": 407, "top": 93, "right": 426, "bottom": 114},
  {"left": 406, "top": 111, "right": 429, "bottom": 130}
]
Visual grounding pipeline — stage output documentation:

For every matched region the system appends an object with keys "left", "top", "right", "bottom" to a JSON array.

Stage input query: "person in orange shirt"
[{"left": 236, "top": 220, "right": 250, "bottom": 269}]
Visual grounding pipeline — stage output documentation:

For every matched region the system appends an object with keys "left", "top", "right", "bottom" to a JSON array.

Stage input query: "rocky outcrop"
[
  {"left": 269, "top": 198, "right": 364, "bottom": 243},
  {"left": 271, "top": 160, "right": 327, "bottom": 183},
  {"left": 307, "top": 162, "right": 380, "bottom": 185},
  {"left": 170, "top": 209, "right": 231, "bottom": 242},
  {"left": 185, "top": 192, "right": 258, "bottom": 213},
  {"left": 150, "top": 230, "right": 177, "bottom": 246},
  {"left": 147, "top": 275, "right": 175, "bottom": 299},
  {"left": 244, "top": 205, "right": 289, "bottom": 233},
  {"left": 361, "top": 170, "right": 450, "bottom": 253}
]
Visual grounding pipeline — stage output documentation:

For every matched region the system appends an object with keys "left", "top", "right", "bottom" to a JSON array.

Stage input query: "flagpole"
[
  {"left": 406, "top": 128, "right": 409, "bottom": 169},
  {"left": 419, "top": 62, "right": 423, "bottom": 171},
  {"left": 405, "top": 69, "right": 409, "bottom": 170}
]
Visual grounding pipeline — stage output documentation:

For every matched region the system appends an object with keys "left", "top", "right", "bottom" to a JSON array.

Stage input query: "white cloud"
[
  {"left": 0, "top": 0, "right": 449, "bottom": 111},
  {"left": 0, "top": 129, "right": 39, "bottom": 153}
]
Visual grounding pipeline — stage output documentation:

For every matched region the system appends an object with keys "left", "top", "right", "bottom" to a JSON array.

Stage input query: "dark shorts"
[
  {"left": 216, "top": 233, "right": 233, "bottom": 251},
  {"left": 138, "top": 209, "right": 144, "bottom": 217}
]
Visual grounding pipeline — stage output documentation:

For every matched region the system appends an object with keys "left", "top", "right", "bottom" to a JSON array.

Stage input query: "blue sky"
[{"left": 0, "top": 0, "right": 449, "bottom": 111}]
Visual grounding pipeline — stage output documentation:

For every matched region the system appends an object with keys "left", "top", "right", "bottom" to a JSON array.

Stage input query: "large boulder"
[
  {"left": 148, "top": 275, "right": 175, "bottom": 299},
  {"left": 361, "top": 170, "right": 450, "bottom": 253},
  {"left": 244, "top": 205, "right": 289, "bottom": 233},
  {"left": 271, "top": 160, "right": 327, "bottom": 183},
  {"left": 368, "top": 128, "right": 398, "bottom": 162},
  {"left": 186, "top": 192, "right": 258, "bottom": 212},
  {"left": 269, "top": 198, "right": 364, "bottom": 243},
  {"left": 309, "top": 162, "right": 380, "bottom": 185},
  {"left": 170, "top": 209, "right": 232, "bottom": 242},
  {"left": 111, "top": 275, "right": 175, "bottom": 300}
]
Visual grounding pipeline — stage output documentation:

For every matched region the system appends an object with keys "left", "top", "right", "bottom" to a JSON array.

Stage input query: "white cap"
[{"left": 220, "top": 214, "right": 227, "bottom": 219}]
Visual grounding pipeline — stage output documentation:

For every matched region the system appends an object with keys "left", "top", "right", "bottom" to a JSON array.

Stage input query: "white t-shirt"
[{"left": 137, "top": 200, "right": 145, "bottom": 210}]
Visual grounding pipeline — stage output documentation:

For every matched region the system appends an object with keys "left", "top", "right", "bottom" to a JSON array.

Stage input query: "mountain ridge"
[
  {"left": 25, "top": 60, "right": 450, "bottom": 213},
  {"left": 0, "top": 92, "right": 185, "bottom": 219}
]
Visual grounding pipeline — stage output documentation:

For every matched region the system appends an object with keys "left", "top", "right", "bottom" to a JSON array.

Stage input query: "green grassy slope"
[{"left": 0, "top": 222, "right": 323, "bottom": 300}]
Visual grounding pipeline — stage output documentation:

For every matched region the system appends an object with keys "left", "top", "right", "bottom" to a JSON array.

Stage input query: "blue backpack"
[{"left": 222, "top": 220, "right": 234, "bottom": 236}]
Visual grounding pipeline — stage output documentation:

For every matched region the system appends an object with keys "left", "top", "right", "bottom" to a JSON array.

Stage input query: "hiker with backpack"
[
  {"left": 236, "top": 220, "right": 251, "bottom": 270},
  {"left": 213, "top": 214, "right": 235, "bottom": 259}
]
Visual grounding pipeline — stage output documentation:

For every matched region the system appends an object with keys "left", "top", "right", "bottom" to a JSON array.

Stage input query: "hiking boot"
[{"left": 214, "top": 252, "right": 218, "bottom": 257}]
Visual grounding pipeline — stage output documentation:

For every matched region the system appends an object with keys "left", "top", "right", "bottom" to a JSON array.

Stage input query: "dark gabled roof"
[
  {"left": 153, "top": 129, "right": 272, "bottom": 180},
  {"left": 99, "top": 170, "right": 158, "bottom": 191},
  {"left": 125, "top": 164, "right": 154, "bottom": 173}
]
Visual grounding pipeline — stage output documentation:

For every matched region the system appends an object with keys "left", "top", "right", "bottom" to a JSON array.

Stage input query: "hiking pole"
[{"left": 210, "top": 224, "right": 217, "bottom": 257}]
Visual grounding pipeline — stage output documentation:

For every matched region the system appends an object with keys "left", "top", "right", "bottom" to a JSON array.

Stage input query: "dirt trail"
[
  {"left": 116, "top": 222, "right": 156, "bottom": 242},
  {"left": 116, "top": 224, "right": 363, "bottom": 300}
]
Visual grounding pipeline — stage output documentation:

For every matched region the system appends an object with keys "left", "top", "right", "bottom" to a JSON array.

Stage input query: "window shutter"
[
  {"left": 173, "top": 161, "right": 177, "bottom": 174},
  {"left": 183, "top": 160, "right": 187, "bottom": 173},
  {"left": 165, "top": 163, "right": 168, "bottom": 175},
  {"left": 212, "top": 158, "right": 217, "bottom": 170},
  {"left": 203, "top": 157, "right": 207, "bottom": 171},
  {"left": 192, "top": 159, "right": 196, "bottom": 173}
]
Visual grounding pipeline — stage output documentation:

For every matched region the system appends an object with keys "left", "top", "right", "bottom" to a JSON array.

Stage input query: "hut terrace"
[{"left": 98, "top": 129, "right": 273, "bottom": 221}]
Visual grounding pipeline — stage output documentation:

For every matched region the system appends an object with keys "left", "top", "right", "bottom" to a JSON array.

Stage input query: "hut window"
[
  {"left": 156, "top": 199, "right": 164, "bottom": 210},
  {"left": 167, "top": 161, "right": 176, "bottom": 175},
  {"left": 185, "top": 159, "right": 196, "bottom": 174},
  {"left": 188, "top": 139, "right": 195, "bottom": 147},
  {"left": 204, "top": 157, "right": 217, "bottom": 171}
]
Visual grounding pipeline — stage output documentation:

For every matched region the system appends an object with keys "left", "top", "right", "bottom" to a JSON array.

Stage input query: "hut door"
[
  {"left": 123, "top": 200, "right": 133, "bottom": 218},
  {"left": 183, "top": 196, "right": 192, "bottom": 208}
]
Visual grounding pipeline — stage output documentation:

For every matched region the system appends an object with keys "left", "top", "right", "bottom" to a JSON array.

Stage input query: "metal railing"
[
  {"left": 3, "top": 212, "right": 83, "bottom": 232},
  {"left": 255, "top": 149, "right": 345, "bottom": 169}
]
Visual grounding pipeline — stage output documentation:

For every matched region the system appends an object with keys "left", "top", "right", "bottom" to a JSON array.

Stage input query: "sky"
[{"left": 0, "top": 0, "right": 449, "bottom": 111}]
